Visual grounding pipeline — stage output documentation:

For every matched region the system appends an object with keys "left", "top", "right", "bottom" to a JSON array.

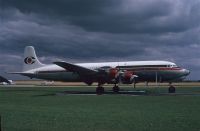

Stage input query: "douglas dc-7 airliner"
[{"left": 11, "top": 46, "right": 190, "bottom": 94}]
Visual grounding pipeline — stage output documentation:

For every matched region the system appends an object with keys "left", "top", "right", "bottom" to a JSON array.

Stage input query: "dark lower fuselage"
[{"left": 24, "top": 67, "right": 189, "bottom": 83}]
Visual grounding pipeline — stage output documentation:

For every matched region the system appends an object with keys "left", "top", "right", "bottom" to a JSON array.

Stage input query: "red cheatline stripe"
[{"left": 38, "top": 67, "right": 182, "bottom": 74}]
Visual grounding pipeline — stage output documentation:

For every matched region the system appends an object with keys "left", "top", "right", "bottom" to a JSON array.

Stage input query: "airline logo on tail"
[{"left": 24, "top": 57, "right": 36, "bottom": 64}]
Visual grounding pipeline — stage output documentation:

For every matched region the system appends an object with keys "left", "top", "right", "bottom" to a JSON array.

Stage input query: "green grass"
[{"left": 0, "top": 86, "right": 200, "bottom": 131}]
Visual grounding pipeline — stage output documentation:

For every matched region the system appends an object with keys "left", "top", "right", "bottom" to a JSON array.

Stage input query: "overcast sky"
[{"left": 0, "top": 0, "right": 200, "bottom": 80}]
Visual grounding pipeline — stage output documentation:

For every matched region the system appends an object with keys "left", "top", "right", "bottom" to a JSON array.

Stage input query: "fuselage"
[{"left": 23, "top": 61, "right": 190, "bottom": 83}]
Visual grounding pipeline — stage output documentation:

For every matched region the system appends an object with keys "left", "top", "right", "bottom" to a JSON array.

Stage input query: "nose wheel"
[{"left": 168, "top": 84, "right": 176, "bottom": 93}]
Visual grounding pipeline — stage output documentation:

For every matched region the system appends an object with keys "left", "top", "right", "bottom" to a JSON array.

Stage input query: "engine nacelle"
[
  {"left": 106, "top": 69, "right": 138, "bottom": 84},
  {"left": 108, "top": 68, "right": 118, "bottom": 79},
  {"left": 121, "top": 71, "right": 134, "bottom": 84},
  {"left": 124, "top": 71, "right": 133, "bottom": 79}
]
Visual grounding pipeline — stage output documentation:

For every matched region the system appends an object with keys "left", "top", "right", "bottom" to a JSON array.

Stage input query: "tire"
[
  {"left": 96, "top": 87, "right": 104, "bottom": 95},
  {"left": 113, "top": 86, "right": 120, "bottom": 93},
  {"left": 168, "top": 86, "right": 176, "bottom": 93}
]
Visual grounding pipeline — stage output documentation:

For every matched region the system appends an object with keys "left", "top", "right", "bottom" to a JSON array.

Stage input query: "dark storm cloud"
[
  {"left": 1, "top": 0, "right": 200, "bottom": 80},
  {"left": 1, "top": 0, "right": 110, "bottom": 19},
  {"left": 2, "top": 0, "right": 200, "bottom": 34},
  {"left": 0, "top": 8, "right": 146, "bottom": 58}
]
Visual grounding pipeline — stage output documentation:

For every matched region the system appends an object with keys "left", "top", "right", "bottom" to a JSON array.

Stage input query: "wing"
[{"left": 53, "top": 61, "right": 98, "bottom": 76}]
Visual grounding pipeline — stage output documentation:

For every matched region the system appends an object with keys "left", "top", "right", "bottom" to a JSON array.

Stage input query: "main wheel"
[
  {"left": 168, "top": 86, "right": 176, "bottom": 93},
  {"left": 96, "top": 87, "right": 104, "bottom": 95},
  {"left": 113, "top": 86, "right": 120, "bottom": 93}
]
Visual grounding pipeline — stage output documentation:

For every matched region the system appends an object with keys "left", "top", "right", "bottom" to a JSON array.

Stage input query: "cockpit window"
[{"left": 169, "top": 64, "right": 178, "bottom": 68}]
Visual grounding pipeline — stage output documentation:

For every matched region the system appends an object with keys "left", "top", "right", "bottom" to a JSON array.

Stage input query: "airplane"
[{"left": 10, "top": 46, "right": 190, "bottom": 94}]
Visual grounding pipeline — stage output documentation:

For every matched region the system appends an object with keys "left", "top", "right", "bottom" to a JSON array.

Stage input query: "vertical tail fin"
[{"left": 23, "top": 46, "right": 44, "bottom": 71}]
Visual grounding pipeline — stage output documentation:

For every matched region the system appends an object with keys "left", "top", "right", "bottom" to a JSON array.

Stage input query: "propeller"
[
  {"left": 116, "top": 70, "right": 138, "bottom": 84},
  {"left": 115, "top": 70, "right": 125, "bottom": 85},
  {"left": 100, "top": 67, "right": 139, "bottom": 84}
]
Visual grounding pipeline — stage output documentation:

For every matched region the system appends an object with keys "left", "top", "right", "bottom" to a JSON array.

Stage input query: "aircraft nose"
[{"left": 183, "top": 69, "right": 190, "bottom": 76}]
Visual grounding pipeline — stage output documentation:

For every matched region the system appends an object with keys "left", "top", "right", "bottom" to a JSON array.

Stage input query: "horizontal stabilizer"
[
  {"left": 54, "top": 61, "right": 97, "bottom": 76},
  {"left": 0, "top": 75, "right": 10, "bottom": 83}
]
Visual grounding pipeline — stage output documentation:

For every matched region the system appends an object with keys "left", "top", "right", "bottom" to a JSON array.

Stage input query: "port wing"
[{"left": 54, "top": 61, "right": 98, "bottom": 76}]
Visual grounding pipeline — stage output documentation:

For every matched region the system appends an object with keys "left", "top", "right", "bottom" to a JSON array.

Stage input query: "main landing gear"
[
  {"left": 96, "top": 83, "right": 120, "bottom": 94},
  {"left": 96, "top": 84, "right": 104, "bottom": 95},
  {"left": 113, "top": 84, "right": 120, "bottom": 93}
]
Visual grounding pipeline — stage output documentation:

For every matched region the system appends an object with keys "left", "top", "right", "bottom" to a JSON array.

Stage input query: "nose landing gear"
[{"left": 168, "top": 83, "right": 176, "bottom": 93}]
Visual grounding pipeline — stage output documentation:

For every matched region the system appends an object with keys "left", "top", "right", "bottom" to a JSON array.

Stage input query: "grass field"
[{"left": 0, "top": 85, "right": 200, "bottom": 131}]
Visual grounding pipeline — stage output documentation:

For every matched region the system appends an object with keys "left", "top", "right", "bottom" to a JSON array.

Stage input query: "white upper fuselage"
[{"left": 25, "top": 61, "right": 176, "bottom": 73}]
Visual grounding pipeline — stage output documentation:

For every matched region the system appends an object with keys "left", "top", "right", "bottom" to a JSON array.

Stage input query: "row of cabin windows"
[{"left": 117, "top": 64, "right": 178, "bottom": 68}]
